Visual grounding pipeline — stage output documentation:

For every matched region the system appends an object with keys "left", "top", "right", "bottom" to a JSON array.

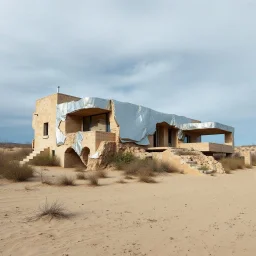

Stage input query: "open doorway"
[{"left": 64, "top": 148, "right": 85, "bottom": 168}]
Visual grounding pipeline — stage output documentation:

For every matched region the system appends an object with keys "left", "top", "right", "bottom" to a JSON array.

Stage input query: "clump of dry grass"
[
  {"left": 0, "top": 155, "right": 34, "bottom": 182},
  {"left": 31, "top": 155, "right": 60, "bottom": 166},
  {"left": 245, "top": 164, "right": 252, "bottom": 169},
  {"left": 29, "top": 199, "right": 71, "bottom": 221},
  {"left": 76, "top": 172, "right": 86, "bottom": 180},
  {"left": 88, "top": 173, "right": 99, "bottom": 186},
  {"left": 219, "top": 157, "right": 245, "bottom": 172},
  {"left": 57, "top": 175, "right": 75, "bottom": 186},
  {"left": 123, "top": 158, "right": 180, "bottom": 177},
  {"left": 96, "top": 170, "right": 107, "bottom": 178},
  {"left": 138, "top": 168, "right": 156, "bottom": 183}
]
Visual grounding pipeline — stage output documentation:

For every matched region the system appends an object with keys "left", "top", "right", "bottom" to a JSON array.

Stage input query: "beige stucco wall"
[{"left": 33, "top": 93, "right": 80, "bottom": 151}]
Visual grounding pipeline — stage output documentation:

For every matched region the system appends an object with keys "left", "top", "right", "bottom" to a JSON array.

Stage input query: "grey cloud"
[{"left": 0, "top": 0, "right": 256, "bottom": 144}]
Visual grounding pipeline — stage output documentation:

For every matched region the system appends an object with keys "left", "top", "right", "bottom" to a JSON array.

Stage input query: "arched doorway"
[
  {"left": 64, "top": 147, "right": 85, "bottom": 168},
  {"left": 81, "top": 147, "right": 90, "bottom": 166}
]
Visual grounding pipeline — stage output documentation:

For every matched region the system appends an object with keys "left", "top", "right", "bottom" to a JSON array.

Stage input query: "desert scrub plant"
[
  {"left": 88, "top": 173, "right": 99, "bottom": 186},
  {"left": 108, "top": 152, "right": 136, "bottom": 169},
  {"left": 57, "top": 175, "right": 76, "bottom": 186},
  {"left": 76, "top": 172, "right": 86, "bottom": 180},
  {"left": 30, "top": 199, "right": 71, "bottom": 221},
  {"left": 219, "top": 157, "right": 245, "bottom": 172},
  {"left": 31, "top": 155, "right": 60, "bottom": 166},
  {"left": 96, "top": 170, "right": 107, "bottom": 178},
  {"left": 0, "top": 161, "right": 34, "bottom": 182},
  {"left": 123, "top": 158, "right": 180, "bottom": 176},
  {"left": 138, "top": 168, "right": 156, "bottom": 183}
]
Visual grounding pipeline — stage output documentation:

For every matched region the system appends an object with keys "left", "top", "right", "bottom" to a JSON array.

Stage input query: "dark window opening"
[
  {"left": 43, "top": 123, "right": 49, "bottom": 136},
  {"left": 168, "top": 128, "right": 172, "bottom": 146},
  {"left": 184, "top": 135, "right": 191, "bottom": 143},
  {"left": 52, "top": 150, "right": 55, "bottom": 157},
  {"left": 82, "top": 113, "right": 110, "bottom": 132}
]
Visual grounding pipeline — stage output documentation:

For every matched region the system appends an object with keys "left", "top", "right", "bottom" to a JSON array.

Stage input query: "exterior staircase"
[
  {"left": 169, "top": 148, "right": 216, "bottom": 174},
  {"left": 20, "top": 148, "right": 49, "bottom": 165}
]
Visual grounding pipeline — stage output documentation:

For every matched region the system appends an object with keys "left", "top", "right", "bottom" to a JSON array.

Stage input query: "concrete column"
[
  {"left": 225, "top": 132, "right": 234, "bottom": 146},
  {"left": 241, "top": 151, "right": 252, "bottom": 167}
]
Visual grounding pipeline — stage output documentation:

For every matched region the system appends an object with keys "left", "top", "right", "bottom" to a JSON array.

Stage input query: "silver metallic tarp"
[
  {"left": 56, "top": 97, "right": 110, "bottom": 147},
  {"left": 180, "top": 122, "right": 234, "bottom": 133},
  {"left": 112, "top": 100, "right": 193, "bottom": 145},
  {"left": 72, "top": 132, "right": 83, "bottom": 156},
  {"left": 55, "top": 97, "right": 234, "bottom": 154}
]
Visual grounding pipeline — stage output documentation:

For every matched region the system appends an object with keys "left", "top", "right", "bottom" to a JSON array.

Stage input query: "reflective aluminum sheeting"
[
  {"left": 180, "top": 122, "right": 234, "bottom": 133},
  {"left": 72, "top": 131, "right": 83, "bottom": 155},
  {"left": 56, "top": 97, "right": 110, "bottom": 146},
  {"left": 112, "top": 100, "right": 193, "bottom": 145}
]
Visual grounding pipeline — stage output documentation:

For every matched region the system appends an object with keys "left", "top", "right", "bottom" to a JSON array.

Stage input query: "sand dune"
[{"left": 1, "top": 167, "right": 256, "bottom": 255}]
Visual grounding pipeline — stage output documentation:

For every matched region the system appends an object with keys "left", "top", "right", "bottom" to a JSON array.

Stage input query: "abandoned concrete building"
[{"left": 21, "top": 93, "right": 235, "bottom": 172}]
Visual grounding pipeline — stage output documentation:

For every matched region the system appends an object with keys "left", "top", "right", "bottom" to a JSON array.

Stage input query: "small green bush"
[{"left": 109, "top": 152, "right": 135, "bottom": 169}]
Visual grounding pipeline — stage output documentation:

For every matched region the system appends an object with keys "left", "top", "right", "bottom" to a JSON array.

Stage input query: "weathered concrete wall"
[{"left": 33, "top": 93, "right": 80, "bottom": 151}]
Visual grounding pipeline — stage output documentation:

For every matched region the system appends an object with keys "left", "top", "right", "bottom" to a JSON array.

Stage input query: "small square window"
[{"left": 43, "top": 123, "right": 49, "bottom": 136}]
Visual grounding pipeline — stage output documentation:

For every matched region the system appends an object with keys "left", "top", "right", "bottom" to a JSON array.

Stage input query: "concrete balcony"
[
  {"left": 65, "top": 131, "right": 116, "bottom": 154},
  {"left": 179, "top": 142, "right": 234, "bottom": 154}
]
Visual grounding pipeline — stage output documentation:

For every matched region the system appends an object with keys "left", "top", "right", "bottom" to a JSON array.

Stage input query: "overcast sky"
[{"left": 0, "top": 0, "right": 255, "bottom": 145}]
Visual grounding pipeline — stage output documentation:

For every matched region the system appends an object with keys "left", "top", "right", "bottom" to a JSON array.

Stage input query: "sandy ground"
[{"left": 1, "top": 167, "right": 256, "bottom": 256}]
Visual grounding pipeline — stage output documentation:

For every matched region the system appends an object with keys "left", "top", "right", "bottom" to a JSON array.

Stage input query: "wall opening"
[
  {"left": 201, "top": 134, "right": 225, "bottom": 144},
  {"left": 64, "top": 147, "right": 85, "bottom": 168},
  {"left": 81, "top": 147, "right": 90, "bottom": 166}
]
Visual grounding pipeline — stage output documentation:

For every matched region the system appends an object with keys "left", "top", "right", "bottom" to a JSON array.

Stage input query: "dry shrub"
[
  {"left": 57, "top": 175, "right": 75, "bottom": 186},
  {"left": 0, "top": 149, "right": 31, "bottom": 164},
  {"left": 107, "top": 152, "right": 135, "bottom": 170},
  {"left": 31, "top": 155, "right": 60, "bottom": 166},
  {"left": 88, "top": 174, "right": 99, "bottom": 186},
  {"left": 219, "top": 157, "right": 245, "bottom": 172},
  {"left": 123, "top": 158, "right": 180, "bottom": 176},
  {"left": 138, "top": 168, "right": 156, "bottom": 183},
  {"left": 30, "top": 199, "right": 71, "bottom": 221},
  {"left": 245, "top": 164, "right": 252, "bottom": 169},
  {"left": 76, "top": 172, "right": 86, "bottom": 180},
  {"left": 0, "top": 161, "right": 34, "bottom": 182},
  {"left": 96, "top": 170, "right": 107, "bottom": 178}
]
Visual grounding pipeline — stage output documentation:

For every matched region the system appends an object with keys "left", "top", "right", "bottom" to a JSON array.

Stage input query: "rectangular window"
[
  {"left": 43, "top": 123, "right": 49, "bottom": 136},
  {"left": 82, "top": 116, "right": 90, "bottom": 131},
  {"left": 82, "top": 113, "right": 110, "bottom": 132},
  {"left": 184, "top": 135, "right": 191, "bottom": 143}
]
